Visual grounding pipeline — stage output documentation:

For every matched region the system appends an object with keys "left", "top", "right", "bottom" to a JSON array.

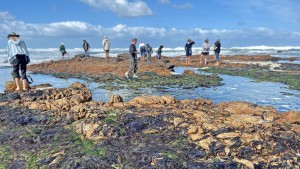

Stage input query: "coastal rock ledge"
[{"left": 0, "top": 82, "right": 299, "bottom": 168}]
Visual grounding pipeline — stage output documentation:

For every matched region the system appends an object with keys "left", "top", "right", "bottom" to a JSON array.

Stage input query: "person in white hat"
[
  {"left": 7, "top": 32, "right": 30, "bottom": 91},
  {"left": 102, "top": 36, "right": 111, "bottom": 62},
  {"left": 59, "top": 42, "right": 68, "bottom": 60}
]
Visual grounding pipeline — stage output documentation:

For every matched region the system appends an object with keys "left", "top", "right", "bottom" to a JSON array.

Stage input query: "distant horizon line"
[{"left": 1, "top": 45, "right": 300, "bottom": 51}]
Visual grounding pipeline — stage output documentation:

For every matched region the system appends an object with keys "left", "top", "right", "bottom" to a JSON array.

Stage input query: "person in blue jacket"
[{"left": 185, "top": 39, "right": 195, "bottom": 64}]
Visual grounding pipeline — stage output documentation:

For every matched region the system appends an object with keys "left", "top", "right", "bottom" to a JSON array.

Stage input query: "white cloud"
[
  {"left": 1, "top": 12, "right": 299, "bottom": 47},
  {"left": 79, "top": 0, "right": 153, "bottom": 17},
  {"left": 0, "top": 11, "right": 15, "bottom": 21}
]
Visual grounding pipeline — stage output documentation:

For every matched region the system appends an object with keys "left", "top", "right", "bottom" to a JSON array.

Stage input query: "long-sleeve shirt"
[
  {"left": 129, "top": 44, "right": 137, "bottom": 61},
  {"left": 102, "top": 38, "right": 111, "bottom": 50},
  {"left": 83, "top": 42, "right": 90, "bottom": 51},
  {"left": 185, "top": 41, "right": 195, "bottom": 52},
  {"left": 214, "top": 41, "right": 221, "bottom": 53},
  {"left": 60, "top": 45, "right": 66, "bottom": 53},
  {"left": 7, "top": 39, "right": 29, "bottom": 64}
]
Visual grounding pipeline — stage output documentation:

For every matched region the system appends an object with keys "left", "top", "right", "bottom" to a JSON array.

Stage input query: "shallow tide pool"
[{"left": 1, "top": 67, "right": 299, "bottom": 112}]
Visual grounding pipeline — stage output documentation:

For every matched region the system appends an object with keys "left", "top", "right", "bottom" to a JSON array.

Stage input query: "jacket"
[
  {"left": 7, "top": 38, "right": 30, "bottom": 64},
  {"left": 102, "top": 38, "right": 111, "bottom": 51}
]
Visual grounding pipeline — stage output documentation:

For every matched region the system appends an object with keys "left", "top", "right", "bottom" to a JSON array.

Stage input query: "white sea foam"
[{"left": 1, "top": 46, "right": 300, "bottom": 67}]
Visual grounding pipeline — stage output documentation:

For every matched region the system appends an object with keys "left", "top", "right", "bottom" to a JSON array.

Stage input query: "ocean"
[{"left": 1, "top": 46, "right": 300, "bottom": 66}]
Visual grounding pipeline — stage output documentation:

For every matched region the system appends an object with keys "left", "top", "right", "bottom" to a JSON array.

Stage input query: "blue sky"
[{"left": 0, "top": 0, "right": 300, "bottom": 48}]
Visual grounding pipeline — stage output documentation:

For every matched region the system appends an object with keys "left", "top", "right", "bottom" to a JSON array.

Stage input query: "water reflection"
[{"left": 1, "top": 67, "right": 299, "bottom": 112}]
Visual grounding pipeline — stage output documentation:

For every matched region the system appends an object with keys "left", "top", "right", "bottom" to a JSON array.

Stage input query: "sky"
[{"left": 0, "top": 0, "right": 300, "bottom": 48}]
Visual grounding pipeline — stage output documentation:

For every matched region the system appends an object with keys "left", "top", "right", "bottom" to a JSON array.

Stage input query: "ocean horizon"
[{"left": 1, "top": 45, "right": 300, "bottom": 67}]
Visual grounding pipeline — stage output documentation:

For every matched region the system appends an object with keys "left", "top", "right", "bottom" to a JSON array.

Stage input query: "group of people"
[
  {"left": 138, "top": 42, "right": 164, "bottom": 62},
  {"left": 6, "top": 31, "right": 222, "bottom": 91},
  {"left": 124, "top": 39, "right": 166, "bottom": 79},
  {"left": 185, "top": 38, "right": 221, "bottom": 65},
  {"left": 59, "top": 36, "right": 111, "bottom": 62}
]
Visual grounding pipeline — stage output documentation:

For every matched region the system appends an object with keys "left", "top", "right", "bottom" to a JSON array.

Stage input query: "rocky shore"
[
  {"left": 27, "top": 54, "right": 300, "bottom": 90},
  {"left": 1, "top": 54, "right": 299, "bottom": 168},
  {"left": 0, "top": 82, "right": 299, "bottom": 168}
]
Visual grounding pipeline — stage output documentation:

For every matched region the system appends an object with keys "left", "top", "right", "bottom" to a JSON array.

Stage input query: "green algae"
[
  {"left": 203, "top": 64, "right": 300, "bottom": 90},
  {"left": 103, "top": 72, "right": 223, "bottom": 90}
]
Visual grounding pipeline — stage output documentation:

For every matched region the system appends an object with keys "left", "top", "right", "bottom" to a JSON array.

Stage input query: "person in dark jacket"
[
  {"left": 156, "top": 45, "right": 163, "bottom": 59},
  {"left": 145, "top": 43, "right": 153, "bottom": 62},
  {"left": 59, "top": 42, "right": 68, "bottom": 60},
  {"left": 213, "top": 39, "right": 221, "bottom": 65},
  {"left": 185, "top": 39, "right": 195, "bottom": 64},
  {"left": 82, "top": 40, "right": 90, "bottom": 57},
  {"left": 125, "top": 38, "right": 139, "bottom": 78}
]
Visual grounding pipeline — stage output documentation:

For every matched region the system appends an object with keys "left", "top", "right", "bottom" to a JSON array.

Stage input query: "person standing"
[
  {"left": 214, "top": 39, "right": 221, "bottom": 65},
  {"left": 125, "top": 38, "right": 138, "bottom": 78},
  {"left": 139, "top": 42, "right": 146, "bottom": 61},
  {"left": 59, "top": 42, "right": 68, "bottom": 60},
  {"left": 7, "top": 32, "right": 30, "bottom": 91},
  {"left": 82, "top": 40, "right": 90, "bottom": 57},
  {"left": 200, "top": 38, "right": 210, "bottom": 65},
  {"left": 145, "top": 43, "right": 153, "bottom": 62},
  {"left": 156, "top": 45, "right": 163, "bottom": 59},
  {"left": 102, "top": 36, "right": 111, "bottom": 62},
  {"left": 185, "top": 39, "right": 195, "bottom": 64}
]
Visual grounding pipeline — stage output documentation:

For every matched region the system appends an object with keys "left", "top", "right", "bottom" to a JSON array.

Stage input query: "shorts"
[
  {"left": 202, "top": 52, "right": 209, "bottom": 55},
  {"left": 186, "top": 50, "right": 192, "bottom": 56}
]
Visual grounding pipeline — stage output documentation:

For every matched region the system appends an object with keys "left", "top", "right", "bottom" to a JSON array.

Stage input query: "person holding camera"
[{"left": 7, "top": 32, "right": 30, "bottom": 91}]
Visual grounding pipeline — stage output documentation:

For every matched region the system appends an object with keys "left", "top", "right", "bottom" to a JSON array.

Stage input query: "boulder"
[
  {"left": 277, "top": 111, "right": 300, "bottom": 124},
  {"left": 5, "top": 80, "right": 30, "bottom": 92}
]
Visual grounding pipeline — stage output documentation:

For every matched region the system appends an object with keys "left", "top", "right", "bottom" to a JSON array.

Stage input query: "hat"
[{"left": 7, "top": 32, "right": 19, "bottom": 39}]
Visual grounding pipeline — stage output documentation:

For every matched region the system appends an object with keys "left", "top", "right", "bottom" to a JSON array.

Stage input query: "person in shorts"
[
  {"left": 200, "top": 38, "right": 210, "bottom": 65},
  {"left": 7, "top": 32, "right": 30, "bottom": 91},
  {"left": 102, "top": 36, "right": 111, "bottom": 62}
]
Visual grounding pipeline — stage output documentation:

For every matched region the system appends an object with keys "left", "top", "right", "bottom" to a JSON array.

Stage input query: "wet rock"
[
  {"left": 9, "top": 160, "right": 26, "bottom": 169},
  {"left": 277, "top": 111, "right": 300, "bottom": 124},
  {"left": 211, "top": 127, "right": 234, "bottom": 136},
  {"left": 126, "top": 121, "right": 146, "bottom": 134},
  {"left": 7, "top": 92, "right": 21, "bottom": 100},
  {"left": 189, "top": 150, "right": 206, "bottom": 159},
  {"left": 237, "top": 146, "right": 254, "bottom": 160},
  {"left": 109, "top": 94, "right": 123, "bottom": 104},
  {"left": 129, "top": 95, "right": 166, "bottom": 105}
]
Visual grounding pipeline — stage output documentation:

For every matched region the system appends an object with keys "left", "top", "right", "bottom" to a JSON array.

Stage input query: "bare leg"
[
  {"left": 200, "top": 55, "right": 202, "bottom": 64},
  {"left": 22, "top": 79, "right": 27, "bottom": 90},
  {"left": 15, "top": 78, "right": 20, "bottom": 91},
  {"left": 106, "top": 52, "right": 109, "bottom": 62}
]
